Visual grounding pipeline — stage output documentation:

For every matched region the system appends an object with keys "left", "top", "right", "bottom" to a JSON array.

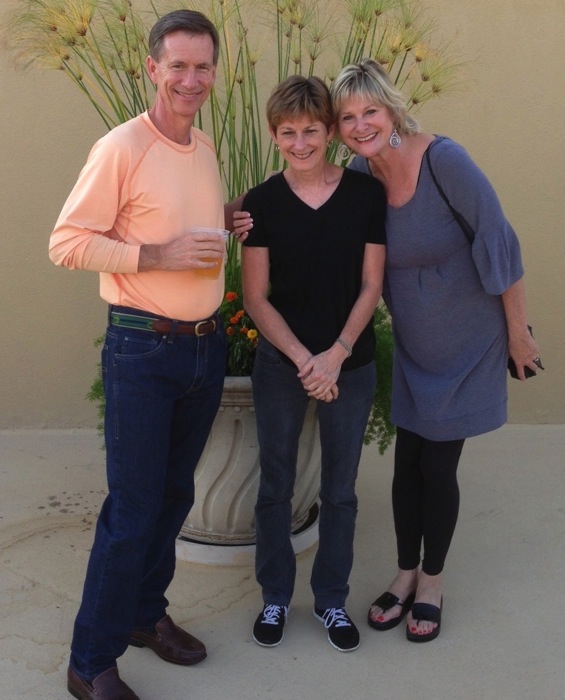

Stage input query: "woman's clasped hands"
[{"left": 297, "top": 349, "right": 344, "bottom": 402}]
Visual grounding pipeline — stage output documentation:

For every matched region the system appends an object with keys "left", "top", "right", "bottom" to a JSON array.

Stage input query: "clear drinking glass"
[{"left": 190, "top": 227, "right": 230, "bottom": 279}]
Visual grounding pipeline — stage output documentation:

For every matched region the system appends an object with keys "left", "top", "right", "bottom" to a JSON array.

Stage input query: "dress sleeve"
[
  {"left": 48, "top": 138, "right": 140, "bottom": 273},
  {"left": 428, "top": 139, "right": 523, "bottom": 295}
]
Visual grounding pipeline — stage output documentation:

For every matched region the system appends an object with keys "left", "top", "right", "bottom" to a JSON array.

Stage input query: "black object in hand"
[{"left": 507, "top": 326, "right": 544, "bottom": 379}]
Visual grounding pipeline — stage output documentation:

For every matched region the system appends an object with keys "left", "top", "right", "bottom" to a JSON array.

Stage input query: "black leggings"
[{"left": 392, "top": 427, "right": 465, "bottom": 576}]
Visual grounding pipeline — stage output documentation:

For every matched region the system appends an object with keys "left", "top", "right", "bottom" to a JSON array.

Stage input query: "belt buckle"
[{"left": 194, "top": 319, "right": 216, "bottom": 337}]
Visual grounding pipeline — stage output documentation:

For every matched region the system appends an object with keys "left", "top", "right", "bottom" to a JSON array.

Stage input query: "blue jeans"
[
  {"left": 70, "top": 307, "right": 226, "bottom": 681},
  {"left": 252, "top": 339, "right": 376, "bottom": 610}
]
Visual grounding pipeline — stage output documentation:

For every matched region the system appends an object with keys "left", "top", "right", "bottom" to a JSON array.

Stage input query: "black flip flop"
[
  {"left": 367, "top": 591, "right": 416, "bottom": 631},
  {"left": 406, "top": 600, "right": 442, "bottom": 643}
]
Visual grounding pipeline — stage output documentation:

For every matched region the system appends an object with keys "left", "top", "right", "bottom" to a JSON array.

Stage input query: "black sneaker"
[
  {"left": 252, "top": 604, "right": 289, "bottom": 647},
  {"left": 313, "top": 607, "right": 360, "bottom": 652}
]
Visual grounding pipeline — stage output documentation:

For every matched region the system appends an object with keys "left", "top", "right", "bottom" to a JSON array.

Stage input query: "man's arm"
[{"left": 138, "top": 233, "right": 224, "bottom": 271}]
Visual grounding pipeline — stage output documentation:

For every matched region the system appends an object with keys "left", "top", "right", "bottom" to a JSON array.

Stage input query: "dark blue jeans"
[
  {"left": 252, "top": 339, "right": 376, "bottom": 611},
  {"left": 70, "top": 308, "right": 226, "bottom": 681}
]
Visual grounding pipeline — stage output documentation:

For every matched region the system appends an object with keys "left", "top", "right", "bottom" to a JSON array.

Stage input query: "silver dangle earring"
[
  {"left": 389, "top": 128, "right": 401, "bottom": 149},
  {"left": 337, "top": 143, "right": 352, "bottom": 160}
]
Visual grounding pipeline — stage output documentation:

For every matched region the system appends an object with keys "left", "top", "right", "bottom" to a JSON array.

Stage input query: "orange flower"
[{"left": 219, "top": 287, "right": 259, "bottom": 375}]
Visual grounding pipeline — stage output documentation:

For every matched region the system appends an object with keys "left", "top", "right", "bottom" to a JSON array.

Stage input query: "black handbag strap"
[{"left": 425, "top": 145, "right": 475, "bottom": 244}]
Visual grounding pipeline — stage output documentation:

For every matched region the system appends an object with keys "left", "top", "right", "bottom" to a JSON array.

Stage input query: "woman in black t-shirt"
[{"left": 241, "top": 75, "right": 386, "bottom": 653}]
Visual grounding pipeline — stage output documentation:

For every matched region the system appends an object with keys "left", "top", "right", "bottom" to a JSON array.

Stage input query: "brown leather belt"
[{"left": 110, "top": 311, "right": 218, "bottom": 336}]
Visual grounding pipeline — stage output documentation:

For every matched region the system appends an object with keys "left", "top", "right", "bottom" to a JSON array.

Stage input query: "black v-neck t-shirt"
[{"left": 243, "top": 168, "right": 386, "bottom": 370}]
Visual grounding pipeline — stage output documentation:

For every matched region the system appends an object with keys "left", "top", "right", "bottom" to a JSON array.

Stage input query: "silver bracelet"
[{"left": 336, "top": 337, "right": 353, "bottom": 357}]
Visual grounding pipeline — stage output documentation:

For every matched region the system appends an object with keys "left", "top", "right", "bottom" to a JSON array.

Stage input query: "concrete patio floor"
[{"left": 1, "top": 424, "right": 564, "bottom": 700}]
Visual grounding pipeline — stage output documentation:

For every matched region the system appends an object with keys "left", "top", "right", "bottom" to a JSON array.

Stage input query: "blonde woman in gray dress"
[{"left": 331, "top": 59, "right": 541, "bottom": 642}]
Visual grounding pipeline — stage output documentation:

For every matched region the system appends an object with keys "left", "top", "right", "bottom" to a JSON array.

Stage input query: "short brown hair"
[
  {"left": 267, "top": 76, "right": 334, "bottom": 134},
  {"left": 149, "top": 10, "right": 220, "bottom": 65}
]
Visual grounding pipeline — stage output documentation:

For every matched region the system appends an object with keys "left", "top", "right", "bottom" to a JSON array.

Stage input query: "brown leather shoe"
[
  {"left": 67, "top": 666, "right": 139, "bottom": 700},
  {"left": 129, "top": 614, "right": 207, "bottom": 665}
]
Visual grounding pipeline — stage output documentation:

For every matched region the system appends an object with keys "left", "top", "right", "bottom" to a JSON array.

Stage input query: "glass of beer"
[{"left": 191, "top": 227, "right": 230, "bottom": 279}]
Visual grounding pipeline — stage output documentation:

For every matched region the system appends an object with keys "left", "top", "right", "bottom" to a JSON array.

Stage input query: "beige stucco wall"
[{"left": 0, "top": 0, "right": 562, "bottom": 429}]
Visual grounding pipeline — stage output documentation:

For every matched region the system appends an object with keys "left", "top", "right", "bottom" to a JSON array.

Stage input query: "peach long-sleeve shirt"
[{"left": 49, "top": 112, "right": 225, "bottom": 321}]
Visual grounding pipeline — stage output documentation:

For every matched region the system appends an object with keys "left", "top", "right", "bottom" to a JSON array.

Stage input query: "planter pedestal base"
[{"left": 176, "top": 505, "right": 319, "bottom": 566}]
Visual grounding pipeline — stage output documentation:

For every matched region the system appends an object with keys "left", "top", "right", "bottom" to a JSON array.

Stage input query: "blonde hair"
[{"left": 331, "top": 59, "right": 420, "bottom": 135}]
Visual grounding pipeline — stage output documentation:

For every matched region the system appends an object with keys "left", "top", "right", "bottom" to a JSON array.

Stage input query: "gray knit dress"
[{"left": 350, "top": 136, "right": 524, "bottom": 441}]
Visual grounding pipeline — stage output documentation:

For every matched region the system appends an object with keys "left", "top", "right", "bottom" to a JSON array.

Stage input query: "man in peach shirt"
[{"left": 50, "top": 11, "right": 227, "bottom": 700}]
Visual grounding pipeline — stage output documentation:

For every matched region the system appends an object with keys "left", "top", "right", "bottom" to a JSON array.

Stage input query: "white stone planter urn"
[{"left": 180, "top": 375, "right": 321, "bottom": 545}]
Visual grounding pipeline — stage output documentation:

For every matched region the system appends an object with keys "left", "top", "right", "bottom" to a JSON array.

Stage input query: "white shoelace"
[
  {"left": 261, "top": 604, "right": 287, "bottom": 626},
  {"left": 322, "top": 608, "right": 351, "bottom": 629}
]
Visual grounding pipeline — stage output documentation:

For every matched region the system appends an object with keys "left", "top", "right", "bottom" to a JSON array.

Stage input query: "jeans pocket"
[
  {"left": 115, "top": 332, "right": 168, "bottom": 361},
  {"left": 256, "top": 338, "right": 284, "bottom": 366}
]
